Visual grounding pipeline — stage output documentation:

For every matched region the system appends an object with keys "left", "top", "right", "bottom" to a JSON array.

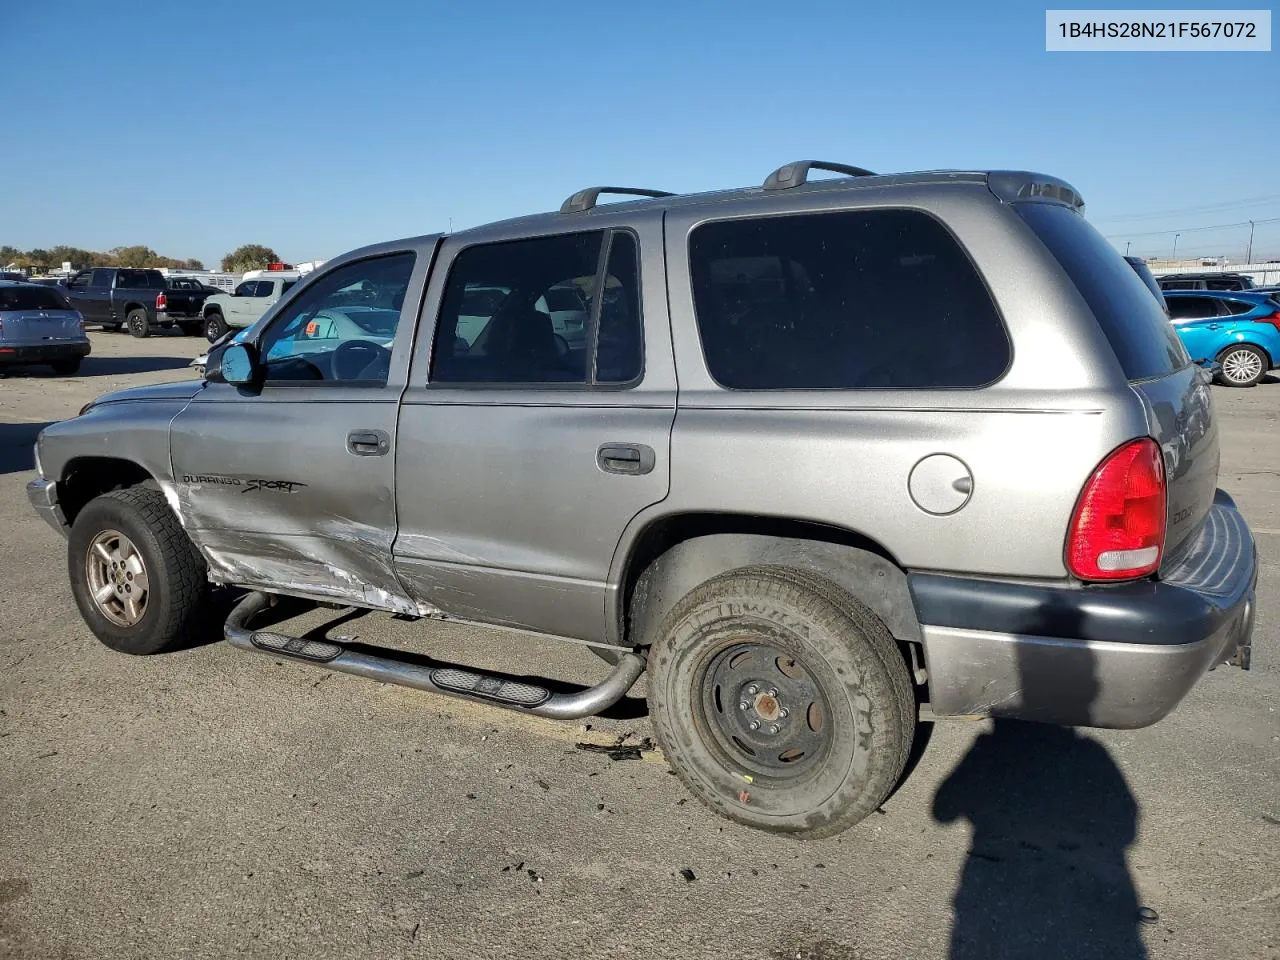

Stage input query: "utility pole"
[
  {"left": 1173, "top": 233, "right": 1181, "bottom": 261},
  {"left": 1125, "top": 241, "right": 1132, "bottom": 256},
  {"left": 1246, "top": 220, "right": 1255, "bottom": 264}
]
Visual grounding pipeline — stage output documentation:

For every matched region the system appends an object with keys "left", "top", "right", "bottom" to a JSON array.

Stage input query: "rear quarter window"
[
  {"left": 1016, "top": 203, "right": 1189, "bottom": 381},
  {"left": 689, "top": 209, "right": 1010, "bottom": 389}
]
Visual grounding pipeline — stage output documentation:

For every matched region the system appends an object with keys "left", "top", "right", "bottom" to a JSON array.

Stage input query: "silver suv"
[{"left": 28, "top": 162, "right": 1258, "bottom": 837}]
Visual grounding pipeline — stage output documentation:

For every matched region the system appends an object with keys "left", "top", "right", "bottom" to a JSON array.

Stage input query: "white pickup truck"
[{"left": 200, "top": 272, "right": 301, "bottom": 342}]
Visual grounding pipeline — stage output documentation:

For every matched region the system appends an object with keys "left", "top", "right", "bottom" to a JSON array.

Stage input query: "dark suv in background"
[{"left": 1158, "top": 272, "right": 1257, "bottom": 292}]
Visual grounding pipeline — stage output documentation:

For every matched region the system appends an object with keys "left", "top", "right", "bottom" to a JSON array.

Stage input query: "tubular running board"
[{"left": 223, "top": 591, "right": 646, "bottom": 720}]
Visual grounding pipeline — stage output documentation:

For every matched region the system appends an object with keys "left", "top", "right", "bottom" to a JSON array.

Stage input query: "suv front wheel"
[
  {"left": 647, "top": 567, "right": 915, "bottom": 838},
  {"left": 68, "top": 487, "right": 210, "bottom": 655}
]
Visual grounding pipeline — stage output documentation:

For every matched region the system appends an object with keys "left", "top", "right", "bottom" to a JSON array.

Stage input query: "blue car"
[{"left": 1165, "top": 290, "right": 1280, "bottom": 387}]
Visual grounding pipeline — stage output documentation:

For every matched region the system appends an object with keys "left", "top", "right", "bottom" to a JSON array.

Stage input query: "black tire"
[
  {"left": 68, "top": 487, "right": 210, "bottom": 655},
  {"left": 126, "top": 308, "right": 150, "bottom": 338},
  {"left": 648, "top": 566, "right": 916, "bottom": 838},
  {"left": 51, "top": 358, "right": 81, "bottom": 375},
  {"left": 204, "top": 312, "right": 228, "bottom": 342},
  {"left": 1215, "top": 344, "right": 1268, "bottom": 387}
]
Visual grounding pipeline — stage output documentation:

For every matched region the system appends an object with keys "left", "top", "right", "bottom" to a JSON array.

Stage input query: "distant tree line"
[
  {"left": 1, "top": 242, "right": 285, "bottom": 274},
  {"left": 0, "top": 244, "right": 205, "bottom": 272}
]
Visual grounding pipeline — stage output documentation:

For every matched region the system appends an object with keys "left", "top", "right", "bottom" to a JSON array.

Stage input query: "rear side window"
[
  {"left": 430, "top": 229, "right": 644, "bottom": 386},
  {"left": 1016, "top": 203, "right": 1189, "bottom": 381},
  {"left": 1224, "top": 299, "right": 1257, "bottom": 316},
  {"left": 1167, "top": 296, "right": 1218, "bottom": 320},
  {"left": 116, "top": 269, "right": 165, "bottom": 289},
  {"left": 0, "top": 286, "right": 72, "bottom": 311},
  {"left": 689, "top": 209, "right": 1009, "bottom": 389}
]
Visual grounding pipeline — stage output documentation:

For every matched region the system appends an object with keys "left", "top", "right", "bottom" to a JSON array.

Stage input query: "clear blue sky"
[{"left": 2, "top": 0, "right": 1277, "bottom": 267}]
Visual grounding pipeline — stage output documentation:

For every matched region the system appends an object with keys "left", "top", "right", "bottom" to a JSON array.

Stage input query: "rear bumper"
[
  {"left": 910, "top": 491, "right": 1256, "bottom": 729},
  {"left": 27, "top": 476, "right": 69, "bottom": 537},
  {"left": 0, "top": 341, "right": 90, "bottom": 364}
]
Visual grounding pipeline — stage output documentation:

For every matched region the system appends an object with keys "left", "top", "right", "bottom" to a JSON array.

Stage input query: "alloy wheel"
[{"left": 85, "top": 529, "right": 150, "bottom": 626}]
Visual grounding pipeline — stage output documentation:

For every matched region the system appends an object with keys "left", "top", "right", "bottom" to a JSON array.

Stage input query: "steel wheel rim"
[
  {"left": 1222, "top": 349, "right": 1262, "bottom": 383},
  {"left": 85, "top": 529, "right": 150, "bottom": 626},
  {"left": 697, "top": 641, "right": 833, "bottom": 781}
]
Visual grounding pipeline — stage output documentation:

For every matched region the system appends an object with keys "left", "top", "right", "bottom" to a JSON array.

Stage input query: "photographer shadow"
[{"left": 932, "top": 595, "right": 1147, "bottom": 960}]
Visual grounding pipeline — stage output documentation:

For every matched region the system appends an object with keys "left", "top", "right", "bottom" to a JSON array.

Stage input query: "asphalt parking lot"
[{"left": 1, "top": 330, "right": 1277, "bottom": 960}]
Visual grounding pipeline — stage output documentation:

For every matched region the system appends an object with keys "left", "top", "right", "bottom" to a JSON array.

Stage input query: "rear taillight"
[
  {"left": 156, "top": 292, "right": 167, "bottom": 310},
  {"left": 1066, "top": 438, "right": 1166, "bottom": 581},
  {"left": 1256, "top": 310, "right": 1280, "bottom": 332}
]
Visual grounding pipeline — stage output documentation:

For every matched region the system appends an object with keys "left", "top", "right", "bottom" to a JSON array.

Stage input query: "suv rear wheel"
[
  {"left": 647, "top": 567, "right": 915, "bottom": 837},
  {"left": 68, "top": 487, "right": 210, "bottom": 655},
  {"left": 1217, "top": 344, "right": 1267, "bottom": 387}
]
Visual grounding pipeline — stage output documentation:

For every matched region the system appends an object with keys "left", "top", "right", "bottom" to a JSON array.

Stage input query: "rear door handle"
[
  {"left": 1207, "top": 323, "right": 1220, "bottom": 330},
  {"left": 597, "top": 443, "right": 655, "bottom": 476},
  {"left": 347, "top": 429, "right": 390, "bottom": 456}
]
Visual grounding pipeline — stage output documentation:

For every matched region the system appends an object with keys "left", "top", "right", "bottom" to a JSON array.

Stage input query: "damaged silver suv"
[{"left": 29, "top": 162, "right": 1257, "bottom": 837}]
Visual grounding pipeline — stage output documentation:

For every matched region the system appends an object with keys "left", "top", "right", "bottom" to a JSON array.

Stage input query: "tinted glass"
[
  {"left": 283, "top": 280, "right": 297, "bottom": 294},
  {"left": 1124, "top": 257, "right": 1167, "bottom": 310},
  {"left": 690, "top": 209, "right": 1009, "bottom": 389},
  {"left": 1206, "top": 278, "right": 1243, "bottom": 291},
  {"left": 90, "top": 269, "right": 115, "bottom": 287},
  {"left": 431, "top": 231, "right": 602, "bottom": 384},
  {"left": 1016, "top": 203, "right": 1188, "bottom": 380},
  {"left": 0, "top": 286, "right": 73, "bottom": 311},
  {"left": 232, "top": 281, "right": 256, "bottom": 296},
  {"left": 67, "top": 272, "right": 92, "bottom": 290},
  {"left": 1223, "top": 299, "right": 1257, "bottom": 316},
  {"left": 1167, "top": 297, "right": 1216, "bottom": 320},
  {"left": 117, "top": 269, "right": 165, "bottom": 289},
  {"left": 595, "top": 232, "right": 643, "bottom": 383},
  {"left": 258, "top": 253, "right": 415, "bottom": 385},
  {"left": 1161, "top": 280, "right": 1198, "bottom": 291}
]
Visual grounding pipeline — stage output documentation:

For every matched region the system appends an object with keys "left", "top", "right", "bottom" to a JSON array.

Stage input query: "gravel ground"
[{"left": 1, "top": 329, "right": 1277, "bottom": 960}]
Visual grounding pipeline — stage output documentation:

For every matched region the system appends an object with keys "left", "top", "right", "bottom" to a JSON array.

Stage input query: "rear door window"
[
  {"left": 116, "top": 269, "right": 165, "bottom": 289},
  {"left": 1167, "top": 296, "right": 1217, "bottom": 320},
  {"left": 1016, "top": 203, "right": 1188, "bottom": 380},
  {"left": 689, "top": 209, "right": 1009, "bottom": 389},
  {"left": 1223, "top": 299, "right": 1258, "bottom": 316}
]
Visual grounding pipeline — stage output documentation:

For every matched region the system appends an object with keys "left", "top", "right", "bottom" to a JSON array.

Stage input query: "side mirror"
[{"left": 206, "top": 342, "right": 259, "bottom": 386}]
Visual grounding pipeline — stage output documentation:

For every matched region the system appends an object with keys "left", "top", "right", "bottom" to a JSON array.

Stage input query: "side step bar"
[{"left": 223, "top": 591, "right": 647, "bottom": 720}]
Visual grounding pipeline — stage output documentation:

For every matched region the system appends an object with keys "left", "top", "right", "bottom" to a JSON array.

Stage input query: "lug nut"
[
  {"left": 747, "top": 684, "right": 758, "bottom": 696},
  {"left": 748, "top": 720, "right": 760, "bottom": 731},
  {"left": 779, "top": 708, "right": 789, "bottom": 719},
  {"left": 767, "top": 687, "right": 778, "bottom": 697},
  {"left": 769, "top": 724, "right": 780, "bottom": 734},
  {"left": 739, "top": 701, "right": 749, "bottom": 711}
]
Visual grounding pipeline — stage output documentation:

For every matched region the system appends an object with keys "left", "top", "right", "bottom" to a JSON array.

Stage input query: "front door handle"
[
  {"left": 347, "top": 429, "right": 390, "bottom": 456},
  {"left": 1207, "top": 323, "right": 1220, "bottom": 330},
  {"left": 597, "top": 443, "right": 655, "bottom": 476}
]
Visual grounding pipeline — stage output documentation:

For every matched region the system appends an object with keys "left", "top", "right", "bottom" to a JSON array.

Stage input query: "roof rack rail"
[
  {"left": 559, "top": 186, "right": 674, "bottom": 214},
  {"left": 762, "top": 160, "right": 877, "bottom": 191}
]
